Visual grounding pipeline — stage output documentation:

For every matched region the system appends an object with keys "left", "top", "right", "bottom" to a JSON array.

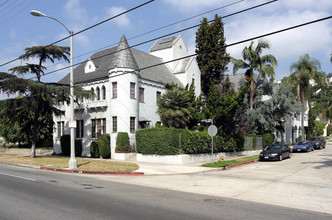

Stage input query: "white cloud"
[
  {"left": 105, "top": 6, "right": 131, "bottom": 28},
  {"left": 65, "top": 0, "right": 86, "bottom": 21}
]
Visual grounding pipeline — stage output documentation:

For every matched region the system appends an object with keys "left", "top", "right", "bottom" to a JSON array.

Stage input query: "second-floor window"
[
  {"left": 112, "top": 82, "right": 117, "bottom": 98},
  {"left": 102, "top": 86, "right": 106, "bottom": 100},
  {"left": 156, "top": 91, "right": 161, "bottom": 105},
  {"left": 130, "top": 82, "right": 135, "bottom": 99},
  {"left": 139, "top": 88, "right": 144, "bottom": 103},
  {"left": 96, "top": 87, "right": 100, "bottom": 100}
]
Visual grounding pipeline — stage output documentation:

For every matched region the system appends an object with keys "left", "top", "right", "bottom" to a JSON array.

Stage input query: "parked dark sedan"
[
  {"left": 293, "top": 140, "right": 314, "bottom": 152},
  {"left": 259, "top": 144, "right": 292, "bottom": 161},
  {"left": 309, "top": 136, "right": 326, "bottom": 149}
]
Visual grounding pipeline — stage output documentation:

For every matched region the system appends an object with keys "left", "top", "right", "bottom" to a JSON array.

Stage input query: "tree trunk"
[
  {"left": 249, "top": 79, "right": 256, "bottom": 109},
  {"left": 300, "top": 89, "right": 305, "bottom": 140}
]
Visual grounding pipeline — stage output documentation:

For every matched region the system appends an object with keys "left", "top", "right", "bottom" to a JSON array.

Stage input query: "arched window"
[
  {"left": 91, "top": 88, "right": 95, "bottom": 101},
  {"left": 96, "top": 87, "right": 100, "bottom": 101},
  {"left": 102, "top": 85, "right": 106, "bottom": 100}
]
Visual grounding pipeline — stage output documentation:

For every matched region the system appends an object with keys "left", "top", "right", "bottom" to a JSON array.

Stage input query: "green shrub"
[
  {"left": 60, "top": 135, "right": 82, "bottom": 156},
  {"left": 263, "top": 133, "right": 274, "bottom": 147},
  {"left": 60, "top": 135, "right": 70, "bottom": 156},
  {"left": 327, "top": 125, "right": 332, "bottom": 136},
  {"left": 98, "top": 134, "right": 110, "bottom": 158},
  {"left": 115, "top": 132, "right": 134, "bottom": 153},
  {"left": 90, "top": 140, "right": 100, "bottom": 158},
  {"left": 136, "top": 128, "right": 181, "bottom": 155}
]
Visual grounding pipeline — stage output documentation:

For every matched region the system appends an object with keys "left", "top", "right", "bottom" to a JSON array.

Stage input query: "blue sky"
[{"left": 0, "top": 0, "right": 331, "bottom": 85}]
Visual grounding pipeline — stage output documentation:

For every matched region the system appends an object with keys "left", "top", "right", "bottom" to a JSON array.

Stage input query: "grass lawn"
[
  {"left": 0, "top": 156, "right": 139, "bottom": 172},
  {"left": 202, "top": 155, "right": 259, "bottom": 168}
]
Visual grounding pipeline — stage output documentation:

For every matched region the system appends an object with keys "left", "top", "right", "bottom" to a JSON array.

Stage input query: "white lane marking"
[{"left": 0, "top": 172, "right": 36, "bottom": 181}]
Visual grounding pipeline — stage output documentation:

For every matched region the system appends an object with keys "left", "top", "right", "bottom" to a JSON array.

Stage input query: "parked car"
[
  {"left": 259, "top": 144, "right": 292, "bottom": 161},
  {"left": 293, "top": 140, "right": 314, "bottom": 152},
  {"left": 309, "top": 136, "right": 326, "bottom": 149}
]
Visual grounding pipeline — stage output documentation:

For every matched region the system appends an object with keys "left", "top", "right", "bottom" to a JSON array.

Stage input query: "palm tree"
[
  {"left": 284, "top": 54, "right": 324, "bottom": 140},
  {"left": 157, "top": 87, "right": 194, "bottom": 128},
  {"left": 232, "top": 39, "right": 278, "bottom": 109}
]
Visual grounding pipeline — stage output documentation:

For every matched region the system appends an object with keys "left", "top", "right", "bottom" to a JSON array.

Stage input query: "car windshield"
[
  {"left": 297, "top": 141, "right": 309, "bottom": 145},
  {"left": 265, "top": 145, "right": 282, "bottom": 151},
  {"left": 310, "top": 138, "right": 319, "bottom": 141}
]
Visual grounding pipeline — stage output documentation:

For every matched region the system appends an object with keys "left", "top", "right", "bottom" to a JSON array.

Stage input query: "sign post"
[{"left": 207, "top": 121, "right": 217, "bottom": 164}]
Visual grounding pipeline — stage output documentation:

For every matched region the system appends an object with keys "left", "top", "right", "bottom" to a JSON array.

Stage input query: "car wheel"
[{"left": 279, "top": 155, "right": 283, "bottom": 161}]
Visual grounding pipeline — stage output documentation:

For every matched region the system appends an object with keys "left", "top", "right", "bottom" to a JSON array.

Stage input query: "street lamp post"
[{"left": 31, "top": 10, "right": 77, "bottom": 169}]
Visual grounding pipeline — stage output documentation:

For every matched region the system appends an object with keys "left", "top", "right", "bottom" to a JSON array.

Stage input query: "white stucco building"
[{"left": 53, "top": 35, "right": 201, "bottom": 157}]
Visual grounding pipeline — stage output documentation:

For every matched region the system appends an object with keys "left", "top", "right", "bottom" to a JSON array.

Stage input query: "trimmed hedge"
[
  {"left": 98, "top": 134, "right": 110, "bottom": 158},
  {"left": 115, "top": 132, "right": 134, "bottom": 153},
  {"left": 60, "top": 135, "right": 82, "bottom": 156},
  {"left": 136, "top": 127, "right": 184, "bottom": 155},
  {"left": 90, "top": 140, "right": 100, "bottom": 158}
]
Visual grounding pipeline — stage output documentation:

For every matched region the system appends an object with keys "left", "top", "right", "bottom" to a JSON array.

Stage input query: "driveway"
[{"left": 97, "top": 143, "right": 332, "bottom": 215}]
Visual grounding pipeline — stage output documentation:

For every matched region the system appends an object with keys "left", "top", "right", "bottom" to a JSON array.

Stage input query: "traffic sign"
[{"left": 208, "top": 125, "right": 217, "bottom": 137}]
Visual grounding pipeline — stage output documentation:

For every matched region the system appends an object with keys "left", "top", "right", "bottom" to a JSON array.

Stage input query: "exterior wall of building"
[{"left": 138, "top": 79, "right": 165, "bottom": 127}]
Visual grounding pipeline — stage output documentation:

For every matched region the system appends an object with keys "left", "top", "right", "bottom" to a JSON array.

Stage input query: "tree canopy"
[
  {"left": 195, "top": 14, "right": 230, "bottom": 95},
  {"left": 0, "top": 45, "right": 92, "bottom": 157},
  {"left": 232, "top": 39, "right": 277, "bottom": 109}
]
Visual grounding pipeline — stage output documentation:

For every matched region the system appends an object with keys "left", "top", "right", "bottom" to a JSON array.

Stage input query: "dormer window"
[{"left": 85, "top": 58, "right": 97, "bottom": 73}]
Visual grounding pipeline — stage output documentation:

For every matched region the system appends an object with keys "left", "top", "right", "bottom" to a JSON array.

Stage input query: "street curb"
[
  {"left": 40, "top": 166, "right": 144, "bottom": 175},
  {"left": 223, "top": 160, "right": 257, "bottom": 170}
]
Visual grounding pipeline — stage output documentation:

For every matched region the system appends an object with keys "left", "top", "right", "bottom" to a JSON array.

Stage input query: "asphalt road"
[{"left": 1, "top": 164, "right": 332, "bottom": 220}]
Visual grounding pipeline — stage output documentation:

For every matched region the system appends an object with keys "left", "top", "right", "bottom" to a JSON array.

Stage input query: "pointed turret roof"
[{"left": 108, "top": 35, "right": 139, "bottom": 70}]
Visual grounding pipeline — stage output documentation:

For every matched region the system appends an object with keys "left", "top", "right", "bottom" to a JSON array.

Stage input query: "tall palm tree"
[
  {"left": 284, "top": 54, "right": 323, "bottom": 140},
  {"left": 232, "top": 39, "right": 278, "bottom": 109}
]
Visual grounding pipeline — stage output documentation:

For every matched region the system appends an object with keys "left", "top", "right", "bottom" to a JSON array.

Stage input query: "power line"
[
  {"left": 45, "top": 0, "right": 246, "bottom": 70},
  {"left": 0, "top": 0, "right": 155, "bottom": 68},
  {"left": 36, "top": 0, "right": 279, "bottom": 80},
  {"left": 2, "top": 15, "right": 331, "bottom": 101},
  {"left": 0, "top": 0, "right": 10, "bottom": 8},
  {"left": 0, "top": 0, "right": 39, "bottom": 25}
]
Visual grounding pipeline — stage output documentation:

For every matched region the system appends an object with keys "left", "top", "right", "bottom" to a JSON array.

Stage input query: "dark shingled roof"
[
  {"left": 149, "top": 36, "right": 176, "bottom": 52},
  {"left": 59, "top": 35, "right": 182, "bottom": 86},
  {"left": 108, "top": 35, "right": 139, "bottom": 70}
]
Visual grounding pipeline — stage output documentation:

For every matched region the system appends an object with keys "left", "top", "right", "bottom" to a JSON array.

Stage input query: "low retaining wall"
[
  {"left": 113, "top": 152, "right": 136, "bottom": 161},
  {"left": 136, "top": 150, "right": 260, "bottom": 164}
]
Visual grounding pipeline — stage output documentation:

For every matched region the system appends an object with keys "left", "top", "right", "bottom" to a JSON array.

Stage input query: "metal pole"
[
  {"left": 211, "top": 119, "right": 213, "bottom": 164},
  {"left": 68, "top": 31, "right": 77, "bottom": 169}
]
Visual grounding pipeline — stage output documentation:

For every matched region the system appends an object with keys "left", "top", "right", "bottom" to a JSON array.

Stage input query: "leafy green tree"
[
  {"left": 203, "top": 77, "right": 252, "bottom": 135},
  {"left": 232, "top": 39, "right": 278, "bottom": 109},
  {"left": 284, "top": 54, "right": 325, "bottom": 140},
  {"left": 195, "top": 14, "right": 230, "bottom": 94},
  {"left": 0, "top": 45, "right": 93, "bottom": 157}
]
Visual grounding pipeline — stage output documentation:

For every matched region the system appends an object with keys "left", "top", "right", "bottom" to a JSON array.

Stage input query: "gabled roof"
[
  {"left": 149, "top": 36, "right": 176, "bottom": 52},
  {"left": 59, "top": 36, "right": 182, "bottom": 86}
]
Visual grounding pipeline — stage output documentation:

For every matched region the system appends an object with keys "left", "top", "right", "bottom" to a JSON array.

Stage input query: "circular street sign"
[{"left": 208, "top": 125, "right": 218, "bottom": 137}]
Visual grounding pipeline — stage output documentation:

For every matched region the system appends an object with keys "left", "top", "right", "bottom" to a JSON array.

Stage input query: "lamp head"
[{"left": 30, "top": 10, "right": 47, "bottom": 17}]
